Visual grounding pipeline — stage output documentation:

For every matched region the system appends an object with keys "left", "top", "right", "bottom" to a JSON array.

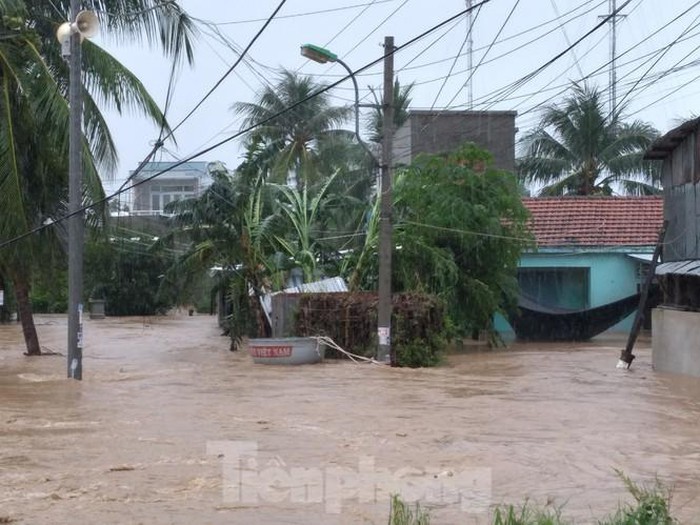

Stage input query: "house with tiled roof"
[{"left": 496, "top": 196, "right": 664, "bottom": 339}]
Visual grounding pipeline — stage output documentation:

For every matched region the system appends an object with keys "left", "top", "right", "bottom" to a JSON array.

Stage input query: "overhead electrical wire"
[
  {"left": 202, "top": 0, "right": 397, "bottom": 26},
  {"left": 112, "top": 1, "right": 287, "bottom": 194},
  {"left": 338, "top": 0, "right": 412, "bottom": 61},
  {"left": 426, "top": 3, "right": 483, "bottom": 111},
  {"left": 611, "top": 8, "right": 700, "bottom": 119},
  {"left": 315, "top": 0, "right": 604, "bottom": 82},
  {"left": 512, "top": 0, "right": 700, "bottom": 121},
  {"left": 434, "top": 0, "right": 520, "bottom": 113},
  {"left": 474, "top": 0, "right": 635, "bottom": 112},
  {"left": 164, "top": 0, "right": 287, "bottom": 141},
  {"left": 0, "top": 0, "right": 492, "bottom": 252}
]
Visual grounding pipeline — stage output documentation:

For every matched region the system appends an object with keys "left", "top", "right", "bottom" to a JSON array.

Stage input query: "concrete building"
[
  {"left": 645, "top": 118, "right": 700, "bottom": 377},
  {"left": 128, "top": 161, "right": 214, "bottom": 216},
  {"left": 392, "top": 110, "right": 516, "bottom": 171}
]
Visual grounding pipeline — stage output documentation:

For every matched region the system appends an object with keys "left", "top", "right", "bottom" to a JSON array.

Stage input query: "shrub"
[{"left": 388, "top": 494, "right": 431, "bottom": 525}]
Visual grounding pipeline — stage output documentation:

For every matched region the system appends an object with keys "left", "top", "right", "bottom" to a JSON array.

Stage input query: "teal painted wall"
[{"left": 496, "top": 251, "right": 645, "bottom": 337}]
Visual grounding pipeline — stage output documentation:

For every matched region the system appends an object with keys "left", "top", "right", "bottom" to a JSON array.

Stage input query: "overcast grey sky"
[{"left": 94, "top": 0, "right": 700, "bottom": 192}]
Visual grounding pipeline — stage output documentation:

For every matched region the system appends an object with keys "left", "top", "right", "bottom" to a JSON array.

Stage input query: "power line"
[
  {"left": 477, "top": 0, "right": 634, "bottom": 111},
  {"left": 165, "top": 1, "right": 287, "bottom": 140},
  {"left": 0, "top": 1, "right": 492, "bottom": 252},
  {"left": 201, "top": 0, "right": 397, "bottom": 26},
  {"left": 438, "top": 0, "right": 520, "bottom": 112},
  {"left": 427, "top": 3, "right": 483, "bottom": 111}
]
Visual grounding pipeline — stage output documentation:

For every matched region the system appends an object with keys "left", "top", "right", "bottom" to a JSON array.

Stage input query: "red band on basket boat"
[{"left": 251, "top": 346, "right": 293, "bottom": 358}]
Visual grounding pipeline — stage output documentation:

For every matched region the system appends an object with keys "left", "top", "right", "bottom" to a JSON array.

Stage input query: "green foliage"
[
  {"left": 518, "top": 83, "right": 660, "bottom": 196},
  {"left": 0, "top": 0, "right": 196, "bottom": 354},
  {"left": 30, "top": 269, "right": 68, "bottom": 314},
  {"left": 492, "top": 502, "right": 569, "bottom": 525},
  {"left": 392, "top": 338, "right": 443, "bottom": 368},
  {"left": 85, "top": 238, "right": 175, "bottom": 316},
  {"left": 233, "top": 69, "right": 359, "bottom": 188},
  {"left": 392, "top": 143, "right": 532, "bottom": 339},
  {"left": 490, "top": 473, "right": 676, "bottom": 525},
  {"left": 598, "top": 471, "right": 676, "bottom": 525},
  {"left": 166, "top": 170, "right": 281, "bottom": 349},
  {"left": 388, "top": 494, "right": 431, "bottom": 525}
]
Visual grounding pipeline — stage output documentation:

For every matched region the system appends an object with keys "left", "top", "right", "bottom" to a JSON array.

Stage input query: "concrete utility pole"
[
  {"left": 465, "top": 0, "right": 474, "bottom": 109},
  {"left": 67, "top": 0, "right": 84, "bottom": 380},
  {"left": 377, "top": 36, "right": 394, "bottom": 365}
]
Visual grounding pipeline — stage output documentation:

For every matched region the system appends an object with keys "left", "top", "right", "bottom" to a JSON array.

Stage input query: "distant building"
[
  {"left": 644, "top": 117, "right": 700, "bottom": 377},
  {"left": 128, "top": 161, "right": 214, "bottom": 216},
  {"left": 392, "top": 110, "right": 517, "bottom": 171}
]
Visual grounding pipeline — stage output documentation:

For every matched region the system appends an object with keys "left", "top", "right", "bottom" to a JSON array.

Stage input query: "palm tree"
[
  {"left": 0, "top": 0, "right": 196, "bottom": 355},
  {"left": 233, "top": 69, "right": 354, "bottom": 188},
  {"left": 366, "top": 78, "right": 415, "bottom": 143},
  {"left": 518, "top": 83, "right": 660, "bottom": 196},
  {"left": 166, "top": 168, "right": 281, "bottom": 349}
]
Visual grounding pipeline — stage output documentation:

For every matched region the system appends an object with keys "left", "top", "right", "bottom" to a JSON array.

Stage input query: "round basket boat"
[{"left": 247, "top": 337, "right": 325, "bottom": 365}]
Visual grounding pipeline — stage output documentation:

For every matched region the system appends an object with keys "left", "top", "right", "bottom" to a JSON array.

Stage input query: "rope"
[{"left": 310, "top": 335, "right": 387, "bottom": 366}]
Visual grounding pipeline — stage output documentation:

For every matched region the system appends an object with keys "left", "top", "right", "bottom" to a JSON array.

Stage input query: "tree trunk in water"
[{"left": 13, "top": 274, "right": 41, "bottom": 355}]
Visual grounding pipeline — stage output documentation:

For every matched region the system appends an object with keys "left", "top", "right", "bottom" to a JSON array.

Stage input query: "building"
[
  {"left": 127, "top": 161, "right": 214, "bottom": 216},
  {"left": 496, "top": 196, "right": 664, "bottom": 339},
  {"left": 392, "top": 110, "right": 516, "bottom": 171},
  {"left": 644, "top": 117, "right": 700, "bottom": 377}
]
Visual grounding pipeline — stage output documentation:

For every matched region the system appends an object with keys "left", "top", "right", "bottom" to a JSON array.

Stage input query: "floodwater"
[{"left": 1, "top": 315, "right": 699, "bottom": 524}]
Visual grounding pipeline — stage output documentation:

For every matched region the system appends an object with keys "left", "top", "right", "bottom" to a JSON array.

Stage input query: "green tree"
[
  {"left": 0, "top": 0, "right": 196, "bottom": 354},
  {"left": 166, "top": 168, "right": 282, "bottom": 349},
  {"left": 518, "top": 83, "right": 660, "bottom": 196},
  {"left": 233, "top": 69, "right": 355, "bottom": 188},
  {"left": 271, "top": 172, "right": 340, "bottom": 283},
  {"left": 392, "top": 144, "right": 532, "bottom": 341}
]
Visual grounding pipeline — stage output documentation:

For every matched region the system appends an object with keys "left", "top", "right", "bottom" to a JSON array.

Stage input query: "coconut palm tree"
[
  {"left": 233, "top": 69, "right": 355, "bottom": 188},
  {"left": 518, "top": 83, "right": 660, "bottom": 196},
  {"left": 0, "top": 0, "right": 196, "bottom": 355},
  {"left": 366, "top": 78, "right": 415, "bottom": 144}
]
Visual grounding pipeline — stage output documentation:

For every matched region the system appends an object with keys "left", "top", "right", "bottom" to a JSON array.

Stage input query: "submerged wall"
[{"left": 652, "top": 308, "right": 700, "bottom": 377}]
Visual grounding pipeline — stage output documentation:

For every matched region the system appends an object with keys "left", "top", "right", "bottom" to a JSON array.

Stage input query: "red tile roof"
[{"left": 522, "top": 197, "right": 664, "bottom": 247}]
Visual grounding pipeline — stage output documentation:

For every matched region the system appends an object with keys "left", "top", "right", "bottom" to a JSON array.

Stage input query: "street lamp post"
[
  {"left": 57, "top": 6, "right": 99, "bottom": 380},
  {"left": 300, "top": 40, "right": 394, "bottom": 365},
  {"left": 67, "top": 0, "right": 84, "bottom": 381}
]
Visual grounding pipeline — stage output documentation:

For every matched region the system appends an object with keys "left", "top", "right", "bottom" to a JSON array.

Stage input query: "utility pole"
[
  {"left": 465, "top": 0, "right": 474, "bottom": 109},
  {"left": 606, "top": 0, "right": 627, "bottom": 116},
  {"left": 67, "top": 0, "right": 84, "bottom": 380},
  {"left": 377, "top": 36, "right": 394, "bottom": 365}
]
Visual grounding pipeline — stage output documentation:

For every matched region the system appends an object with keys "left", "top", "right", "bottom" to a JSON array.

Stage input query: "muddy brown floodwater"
[{"left": 1, "top": 314, "right": 699, "bottom": 524}]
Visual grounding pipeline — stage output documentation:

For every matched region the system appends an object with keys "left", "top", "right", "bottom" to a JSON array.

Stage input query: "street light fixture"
[
  {"left": 301, "top": 40, "right": 394, "bottom": 365},
  {"left": 300, "top": 44, "right": 375, "bottom": 162}
]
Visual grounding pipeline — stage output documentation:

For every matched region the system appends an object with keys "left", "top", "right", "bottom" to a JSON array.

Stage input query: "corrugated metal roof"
[
  {"left": 655, "top": 260, "right": 700, "bottom": 277},
  {"left": 283, "top": 276, "right": 348, "bottom": 294}
]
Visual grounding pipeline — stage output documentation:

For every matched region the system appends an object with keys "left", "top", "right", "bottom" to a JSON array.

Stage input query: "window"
[
  {"left": 518, "top": 267, "right": 590, "bottom": 310},
  {"left": 150, "top": 182, "right": 197, "bottom": 211}
]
